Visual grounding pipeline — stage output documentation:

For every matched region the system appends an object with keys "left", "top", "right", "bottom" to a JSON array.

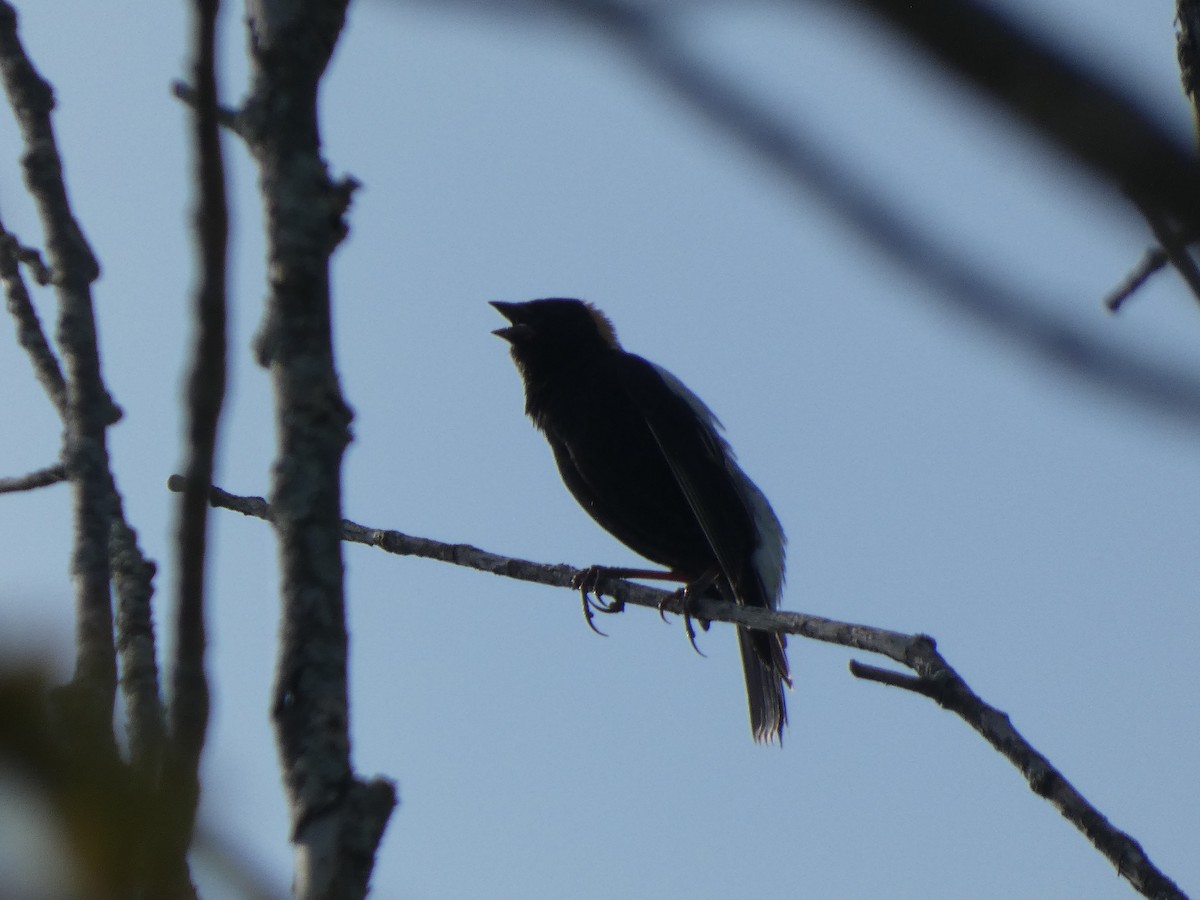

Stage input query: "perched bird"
[{"left": 491, "top": 298, "right": 791, "bottom": 743}]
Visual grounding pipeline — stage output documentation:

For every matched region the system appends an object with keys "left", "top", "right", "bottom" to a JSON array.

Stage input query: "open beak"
[{"left": 490, "top": 301, "right": 533, "bottom": 342}]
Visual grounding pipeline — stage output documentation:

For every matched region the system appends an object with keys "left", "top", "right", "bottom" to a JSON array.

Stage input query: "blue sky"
[{"left": 0, "top": 1, "right": 1196, "bottom": 898}]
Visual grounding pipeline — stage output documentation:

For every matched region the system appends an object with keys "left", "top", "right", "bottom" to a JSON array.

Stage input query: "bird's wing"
[
  {"left": 614, "top": 354, "right": 770, "bottom": 605},
  {"left": 619, "top": 354, "right": 791, "bottom": 713}
]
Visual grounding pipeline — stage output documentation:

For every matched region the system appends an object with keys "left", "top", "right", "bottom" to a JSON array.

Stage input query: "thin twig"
[
  {"left": 170, "top": 79, "right": 245, "bottom": 136},
  {"left": 179, "top": 478, "right": 1187, "bottom": 900},
  {"left": 1105, "top": 247, "right": 1170, "bottom": 312},
  {"left": 848, "top": 660, "right": 930, "bottom": 695},
  {"left": 9, "top": 233, "right": 51, "bottom": 284},
  {"left": 0, "top": 463, "right": 66, "bottom": 494},
  {"left": 1129, "top": 198, "right": 1200, "bottom": 307}
]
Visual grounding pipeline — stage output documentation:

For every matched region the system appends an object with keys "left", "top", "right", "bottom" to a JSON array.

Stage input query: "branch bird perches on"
[{"left": 170, "top": 477, "right": 1187, "bottom": 900}]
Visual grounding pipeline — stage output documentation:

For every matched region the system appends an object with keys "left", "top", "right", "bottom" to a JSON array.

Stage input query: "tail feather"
[{"left": 737, "top": 626, "right": 790, "bottom": 744}]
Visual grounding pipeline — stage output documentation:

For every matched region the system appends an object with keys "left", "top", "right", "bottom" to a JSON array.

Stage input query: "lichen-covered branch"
[{"left": 236, "top": 1, "right": 395, "bottom": 895}]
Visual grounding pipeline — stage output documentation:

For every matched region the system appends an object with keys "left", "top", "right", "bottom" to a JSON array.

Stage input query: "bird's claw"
[
  {"left": 660, "top": 585, "right": 708, "bottom": 657},
  {"left": 572, "top": 566, "right": 626, "bottom": 637},
  {"left": 683, "top": 613, "right": 708, "bottom": 657},
  {"left": 656, "top": 591, "right": 674, "bottom": 624}
]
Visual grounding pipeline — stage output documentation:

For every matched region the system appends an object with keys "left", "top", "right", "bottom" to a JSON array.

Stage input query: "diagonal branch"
[
  {"left": 847, "top": 658, "right": 1185, "bottom": 900},
  {"left": 542, "top": 0, "right": 1200, "bottom": 429},
  {"left": 180, "top": 479, "right": 1184, "bottom": 900},
  {"left": 832, "top": 0, "right": 1200, "bottom": 228}
]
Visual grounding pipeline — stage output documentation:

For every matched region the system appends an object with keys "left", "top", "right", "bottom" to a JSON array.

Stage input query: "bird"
[{"left": 491, "top": 298, "right": 791, "bottom": 743}]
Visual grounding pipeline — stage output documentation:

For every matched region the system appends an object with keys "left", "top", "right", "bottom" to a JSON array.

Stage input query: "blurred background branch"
[{"left": 509, "top": 0, "right": 1200, "bottom": 424}]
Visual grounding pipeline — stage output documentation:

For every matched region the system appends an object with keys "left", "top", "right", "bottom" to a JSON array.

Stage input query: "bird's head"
[{"left": 490, "top": 299, "right": 620, "bottom": 361}]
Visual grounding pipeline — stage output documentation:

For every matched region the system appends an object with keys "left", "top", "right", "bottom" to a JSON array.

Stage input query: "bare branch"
[
  {"left": 237, "top": 0, "right": 395, "bottom": 895},
  {"left": 848, "top": 656, "right": 1186, "bottom": 900},
  {"left": 180, "top": 478, "right": 1186, "bottom": 900}
]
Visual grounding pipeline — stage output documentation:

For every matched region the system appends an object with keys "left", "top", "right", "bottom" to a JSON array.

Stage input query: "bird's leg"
[{"left": 571, "top": 565, "right": 688, "bottom": 637}]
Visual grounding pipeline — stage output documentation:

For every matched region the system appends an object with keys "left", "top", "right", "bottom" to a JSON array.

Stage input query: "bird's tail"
[{"left": 737, "top": 627, "right": 790, "bottom": 744}]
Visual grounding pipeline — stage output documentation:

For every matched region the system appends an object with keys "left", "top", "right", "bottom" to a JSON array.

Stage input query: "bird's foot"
[
  {"left": 659, "top": 581, "right": 712, "bottom": 658},
  {"left": 571, "top": 565, "right": 626, "bottom": 637}
]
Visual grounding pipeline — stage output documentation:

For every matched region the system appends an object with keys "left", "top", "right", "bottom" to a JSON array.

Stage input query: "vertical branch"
[
  {"left": 0, "top": 0, "right": 115, "bottom": 742},
  {"left": 239, "top": 1, "right": 395, "bottom": 896},
  {"left": 156, "top": 0, "right": 229, "bottom": 890}
]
